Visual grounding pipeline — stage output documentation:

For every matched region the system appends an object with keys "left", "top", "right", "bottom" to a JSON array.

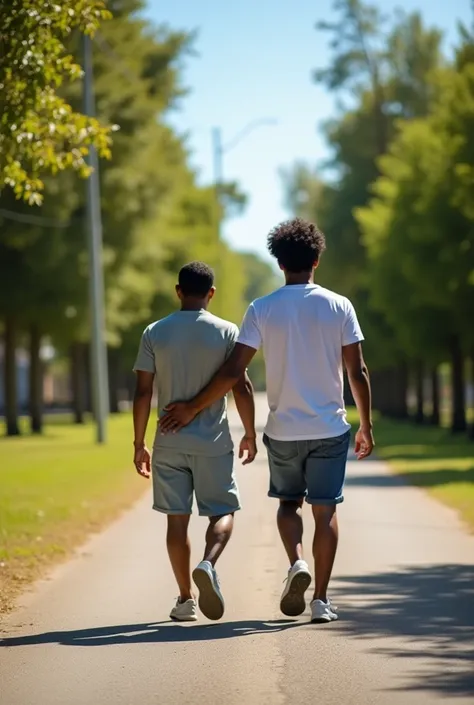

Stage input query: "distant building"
[
  {"left": 0, "top": 346, "right": 29, "bottom": 412},
  {"left": 0, "top": 344, "right": 70, "bottom": 413}
]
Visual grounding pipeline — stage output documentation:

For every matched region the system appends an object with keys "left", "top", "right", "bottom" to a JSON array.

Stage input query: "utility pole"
[
  {"left": 82, "top": 34, "right": 109, "bottom": 444},
  {"left": 212, "top": 127, "right": 224, "bottom": 316}
]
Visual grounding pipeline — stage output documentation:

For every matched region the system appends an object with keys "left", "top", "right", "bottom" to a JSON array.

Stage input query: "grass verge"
[
  {"left": 349, "top": 410, "right": 474, "bottom": 531},
  {"left": 0, "top": 413, "right": 147, "bottom": 614}
]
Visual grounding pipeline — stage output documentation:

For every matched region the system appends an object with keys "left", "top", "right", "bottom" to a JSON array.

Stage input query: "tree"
[
  {"left": 0, "top": 3, "right": 198, "bottom": 434},
  {"left": 283, "top": 2, "right": 444, "bottom": 416},
  {"left": 357, "top": 57, "right": 474, "bottom": 433},
  {"left": 0, "top": 0, "right": 112, "bottom": 204}
]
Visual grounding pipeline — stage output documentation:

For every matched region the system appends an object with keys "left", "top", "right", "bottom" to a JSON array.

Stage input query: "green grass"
[
  {"left": 348, "top": 410, "right": 474, "bottom": 531},
  {"left": 0, "top": 413, "right": 147, "bottom": 613}
]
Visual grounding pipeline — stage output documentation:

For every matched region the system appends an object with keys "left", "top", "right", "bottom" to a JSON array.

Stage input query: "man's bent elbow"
[
  {"left": 134, "top": 387, "right": 153, "bottom": 402},
  {"left": 348, "top": 364, "right": 369, "bottom": 384},
  {"left": 232, "top": 374, "right": 254, "bottom": 397}
]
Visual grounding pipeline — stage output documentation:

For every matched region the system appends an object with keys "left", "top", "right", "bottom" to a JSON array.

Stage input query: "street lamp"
[
  {"left": 83, "top": 34, "right": 109, "bottom": 444},
  {"left": 212, "top": 118, "right": 278, "bottom": 186},
  {"left": 211, "top": 118, "right": 277, "bottom": 313}
]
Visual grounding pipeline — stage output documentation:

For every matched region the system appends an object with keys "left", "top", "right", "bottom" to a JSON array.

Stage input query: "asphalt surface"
[{"left": 1, "top": 396, "right": 473, "bottom": 705}]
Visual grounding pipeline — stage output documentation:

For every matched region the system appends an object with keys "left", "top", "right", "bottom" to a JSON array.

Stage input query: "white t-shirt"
[{"left": 237, "top": 284, "right": 364, "bottom": 441}]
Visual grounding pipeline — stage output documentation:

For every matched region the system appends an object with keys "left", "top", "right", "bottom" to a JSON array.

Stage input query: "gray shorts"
[
  {"left": 151, "top": 448, "right": 240, "bottom": 517},
  {"left": 263, "top": 431, "right": 351, "bottom": 505}
]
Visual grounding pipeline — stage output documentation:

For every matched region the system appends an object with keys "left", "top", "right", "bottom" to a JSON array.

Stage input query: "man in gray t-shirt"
[{"left": 133, "top": 261, "right": 256, "bottom": 623}]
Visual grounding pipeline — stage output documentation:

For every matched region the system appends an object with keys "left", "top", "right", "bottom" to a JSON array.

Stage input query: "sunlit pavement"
[{"left": 1, "top": 395, "right": 473, "bottom": 705}]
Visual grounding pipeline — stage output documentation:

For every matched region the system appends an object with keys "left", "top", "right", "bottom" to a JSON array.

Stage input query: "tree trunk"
[
  {"left": 450, "top": 335, "right": 467, "bottom": 433},
  {"left": 397, "top": 362, "right": 409, "bottom": 419},
  {"left": 371, "top": 368, "right": 394, "bottom": 416},
  {"left": 469, "top": 352, "right": 474, "bottom": 441},
  {"left": 29, "top": 323, "right": 43, "bottom": 434},
  {"left": 414, "top": 360, "right": 425, "bottom": 425},
  {"left": 4, "top": 315, "right": 20, "bottom": 436},
  {"left": 70, "top": 342, "right": 86, "bottom": 424},
  {"left": 108, "top": 347, "right": 120, "bottom": 414},
  {"left": 429, "top": 366, "right": 440, "bottom": 427},
  {"left": 388, "top": 369, "right": 401, "bottom": 418},
  {"left": 84, "top": 343, "right": 93, "bottom": 416},
  {"left": 388, "top": 362, "right": 408, "bottom": 419}
]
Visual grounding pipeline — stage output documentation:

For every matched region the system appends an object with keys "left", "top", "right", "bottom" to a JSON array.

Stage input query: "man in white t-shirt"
[{"left": 160, "top": 218, "right": 374, "bottom": 624}]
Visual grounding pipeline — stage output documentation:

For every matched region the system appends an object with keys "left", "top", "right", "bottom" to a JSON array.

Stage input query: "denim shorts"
[{"left": 262, "top": 431, "right": 351, "bottom": 505}]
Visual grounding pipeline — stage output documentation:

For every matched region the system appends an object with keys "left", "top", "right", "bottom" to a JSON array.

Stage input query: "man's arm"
[
  {"left": 160, "top": 343, "right": 257, "bottom": 433},
  {"left": 133, "top": 370, "right": 154, "bottom": 477},
  {"left": 342, "top": 342, "right": 374, "bottom": 459},
  {"left": 232, "top": 370, "right": 257, "bottom": 465}
]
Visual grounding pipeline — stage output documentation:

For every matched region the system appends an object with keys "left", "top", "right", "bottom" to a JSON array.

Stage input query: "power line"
[{"left": 0, "top": 207, "right": 72, "bottom": 228}]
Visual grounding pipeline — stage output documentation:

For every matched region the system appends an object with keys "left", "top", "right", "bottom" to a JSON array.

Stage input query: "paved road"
[{"left": 1, "top": 396, "right": 473, "bottom": 705}]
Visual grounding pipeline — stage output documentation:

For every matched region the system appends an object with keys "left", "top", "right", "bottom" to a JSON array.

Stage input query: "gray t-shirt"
[{"left": 133, "top": 309, "right": 238, "bottom": 456}]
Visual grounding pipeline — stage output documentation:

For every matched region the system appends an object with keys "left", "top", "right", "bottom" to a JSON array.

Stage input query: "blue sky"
[{"left": 145, "top": 0, "right": 471, "bottom": 261}]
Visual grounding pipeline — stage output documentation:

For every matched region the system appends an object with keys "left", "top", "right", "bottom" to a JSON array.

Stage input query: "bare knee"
[
  {"left": 311, "top": 504, "right": 337, "bottom": 523},
  {"left": 208, "top": 513, "right": 234, "bottom": 534},
  {"left": 278, "top": 499, "right": 304, "bottom": 515},
  {"left": 167, "top": 515, "right": 190, "bottom": 543}
]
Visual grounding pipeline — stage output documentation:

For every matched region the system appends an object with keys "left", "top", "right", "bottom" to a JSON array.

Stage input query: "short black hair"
[
  {"left": 178, "top": 261, "right": 214, "bottom": 297},
  {"left": 267, "top": 217, "right": 326, "bottom": 272}
]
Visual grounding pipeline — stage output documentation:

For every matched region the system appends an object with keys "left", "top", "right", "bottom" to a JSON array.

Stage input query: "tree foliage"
[
  {"left": 0, "top": 0, "right": 112, "bottom": 204},
  {"left": 0, "top": 0, "right": 273, "bottom": 435},
  {"left": 284, "top": 0, "right": 474, "bottom": 431}
]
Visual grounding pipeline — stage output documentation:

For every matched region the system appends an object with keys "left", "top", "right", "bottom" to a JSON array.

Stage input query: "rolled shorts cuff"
[
  {"left": 305, "top": 495, "right": 344, "bottom": 506},
  {"left": 267, "top": 491, "right": 306, "bottom": 502},
  {"left": 152, "top": 504, "right": 192, "bottom": 515},
  {"left": 197, "top": 504, "right": 241, "bottom": 517}
]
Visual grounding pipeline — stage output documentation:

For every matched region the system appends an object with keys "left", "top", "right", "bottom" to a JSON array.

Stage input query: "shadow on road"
[
  {"left": 331, "top": 563, "right": 474, "bottom": 698},
  {"left": 0, "top": 619, "right": 304, "bottom": 648},
  {"left": 346, "top": 467, "right": 474, "bottom": 489}
]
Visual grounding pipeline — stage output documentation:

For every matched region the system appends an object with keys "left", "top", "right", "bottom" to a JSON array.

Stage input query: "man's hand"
[
  {"left": 134, "top": 444, "right": 152, "bottom": 478},
  {"left": 354, "top": 426, "right": 375, "bottom": 460},
  {"left": 160, "top": 402, "right": 197, "bottom": 434},
  {"left": 238, "top": 435, "right": 257, "bottom": 465}
]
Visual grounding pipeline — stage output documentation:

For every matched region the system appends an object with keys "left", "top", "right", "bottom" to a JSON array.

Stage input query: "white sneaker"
[
  {"left": 311, "top": 599, "right": 338, "bottom": 623},
  {"left": 169, "top": 598, "right": 198, "bottom": 622},
  {"left": 192, "top": 560, "right": 225, "bottom": 621},
  {"left": 280, "top": 559, "right": 312, "bottom": 616}
]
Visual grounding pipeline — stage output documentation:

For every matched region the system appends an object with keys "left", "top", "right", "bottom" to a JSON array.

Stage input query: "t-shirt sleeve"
[
  {"left": 225, "top": 324, "right": 239, "bottom": 360},
  {"left": 133, "top": 328, "right": 156, "bottom": 373},
  {"left": 237, "top": 303, "right": 262, "bottom": 351},
  {"left": 342, "top": 300, "right": 364, "bottom": 346}
]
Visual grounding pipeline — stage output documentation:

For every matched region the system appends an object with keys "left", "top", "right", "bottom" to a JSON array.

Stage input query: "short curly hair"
[
  {"left": 178, "top": 261, "right": 214, "bottom": 297},
  {"left": 267, "top": 217, "right": 326, "bottom": 273}
]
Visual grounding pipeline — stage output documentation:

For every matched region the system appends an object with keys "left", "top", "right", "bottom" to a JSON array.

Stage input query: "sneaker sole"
[
  {"left": 170, "top": 614, "right": 198, "bottom": 622},
  {"left": 280, "top": 570, "right": 312, "bottom": 617},
  {"left": 311, "top": 613, "right": 339, "bottom": 624},
  {"left": 192, "top": 567, "right": 224, "bottom": 621}
]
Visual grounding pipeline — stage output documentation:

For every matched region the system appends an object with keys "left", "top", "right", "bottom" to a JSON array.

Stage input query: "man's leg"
[
  {"left": 262, "top": 435, "right": 312, "bottom": 616},
  {"left": 166, "top": 514, "right": 193, "bottom": 601},
  {"left": 203, "top": 513, "right": 234, "bottom": 565},
  {"left": 276, "top": 499, "right": 312, "bottom": 615},
  {"left": 152, "top": 450, "right": 197, "bottom": 621},
  {"left": 305, "top": 431, "right": 350, "bottom": 622},
  {"left": 277, "top": 499, "right": 304, "bottom": 565},
  {"left": 192, "top": 452, "right": 240, "bottom": 620},
  {"left": 312, "top": 504, "right": 338, "bottom": 603}
]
